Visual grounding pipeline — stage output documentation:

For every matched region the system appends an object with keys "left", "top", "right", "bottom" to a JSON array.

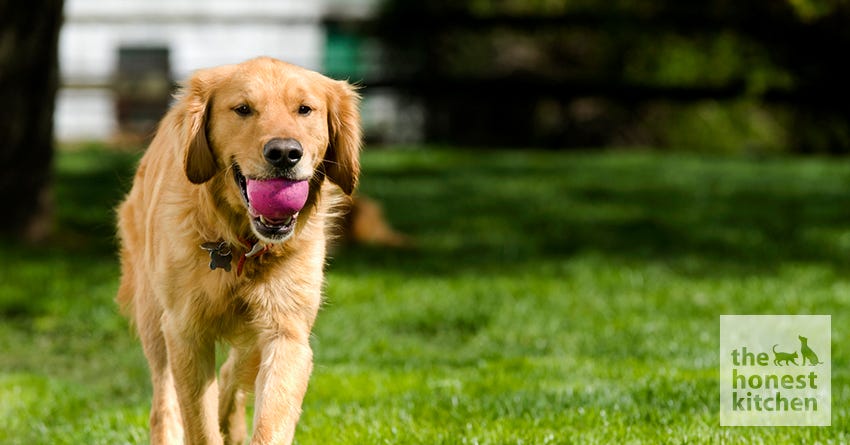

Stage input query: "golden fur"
[{"left": 116, "top": 57, "right": 361, "bottom": 445}]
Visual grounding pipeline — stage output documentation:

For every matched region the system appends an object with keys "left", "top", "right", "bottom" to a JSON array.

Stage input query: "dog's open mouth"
[{"left": 233, "top": 164, "right": 309, "bottom": 241}]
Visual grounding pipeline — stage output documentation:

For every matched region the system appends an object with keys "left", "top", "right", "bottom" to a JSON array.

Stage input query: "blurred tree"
[
  {"left": 0, "top": 0, "right": 64, "bottom": 242},
  {"left": 788, "top": 0, "right": 844, "bottom": 21},
  {"left": 371, "top": 0, "right": 850, "bottom": 152}
]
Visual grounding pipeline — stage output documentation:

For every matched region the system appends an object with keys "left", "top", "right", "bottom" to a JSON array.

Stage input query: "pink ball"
[{"left": 246, "top": 178, "right": 309, "bottom": 220}]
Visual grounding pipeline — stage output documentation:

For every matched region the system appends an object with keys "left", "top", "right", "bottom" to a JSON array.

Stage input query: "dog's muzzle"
[{"left": 233, "top": 164, "right": 308, "bottom": 241}]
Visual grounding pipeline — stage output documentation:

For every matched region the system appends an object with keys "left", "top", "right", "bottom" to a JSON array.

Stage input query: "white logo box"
[{"left": 719, "top": 315, "right": 831, "bottom": 426}]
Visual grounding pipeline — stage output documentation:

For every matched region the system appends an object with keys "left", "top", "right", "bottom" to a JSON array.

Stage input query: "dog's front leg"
[
  {"left": 163, "top": 319, "right": 222, "bottom": 445},
  {"left": 250, "top": 335, "right": 313, "bottom": 445},
  {"left": 219, "top": 346, "right": 261, "bottom": 445}
]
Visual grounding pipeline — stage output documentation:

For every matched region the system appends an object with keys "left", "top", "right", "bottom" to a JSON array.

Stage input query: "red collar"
[
  {"left": 237, "top": 238, "right": 270, "bottom": 276},
  {"left": 201, "top": 238, "right": 271, "bottom": 276}
]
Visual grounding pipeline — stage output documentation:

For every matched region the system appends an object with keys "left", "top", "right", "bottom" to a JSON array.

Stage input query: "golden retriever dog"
[
  {"left": 116, "top": 57, "right": 360, "bottom": 445},
  {"left": 343, "top": 195, "right": 412, "bottom": 247}
]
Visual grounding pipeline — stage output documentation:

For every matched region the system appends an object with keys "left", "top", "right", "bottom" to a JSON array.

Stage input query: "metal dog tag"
[{"left": 200, "top": 241, "right": 233, "bottom": 272}]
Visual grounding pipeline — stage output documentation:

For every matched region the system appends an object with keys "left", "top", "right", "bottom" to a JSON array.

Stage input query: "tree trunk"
[{"left": 0, "top": 0, "right": 64, "bottom": 242}]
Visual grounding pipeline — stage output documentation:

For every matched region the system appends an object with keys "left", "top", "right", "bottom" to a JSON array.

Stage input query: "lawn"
[{"left": 1, "top": 146, "right": 849, "bottom": 444}]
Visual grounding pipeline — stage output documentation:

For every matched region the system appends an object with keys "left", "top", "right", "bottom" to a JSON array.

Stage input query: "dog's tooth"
[{"left": 259, "top": 215, "right": 268, "bottom": 225}]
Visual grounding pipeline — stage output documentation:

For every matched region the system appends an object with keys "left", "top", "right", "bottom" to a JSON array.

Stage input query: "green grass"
[{"left": 2, "top": 146, "right": 849, "bottom": 443}]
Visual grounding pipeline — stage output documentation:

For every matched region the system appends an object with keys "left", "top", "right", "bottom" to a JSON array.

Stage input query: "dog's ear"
[
  {"left": 182, "top": 66, "right": 233, "bottom": 184},
  {"left": 324, "top": 80, "right": 362, "bottom": 195}
]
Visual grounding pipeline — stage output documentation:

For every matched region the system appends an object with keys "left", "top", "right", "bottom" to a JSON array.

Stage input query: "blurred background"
[
  {"left": 52, "top": 0, "right": 850, "bottom": 151},
  {"left": 2, "top": 0, "right": 850, "bottom": 240}
]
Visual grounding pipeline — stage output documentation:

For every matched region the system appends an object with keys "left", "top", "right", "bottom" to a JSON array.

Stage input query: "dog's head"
[{"left": 178, "top": 57, "right": 361, "bottom": 243}]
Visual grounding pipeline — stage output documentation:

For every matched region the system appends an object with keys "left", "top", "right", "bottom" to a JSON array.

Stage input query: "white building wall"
[{"left": 56, "top": 0, "right": 325, "bottom": 141}]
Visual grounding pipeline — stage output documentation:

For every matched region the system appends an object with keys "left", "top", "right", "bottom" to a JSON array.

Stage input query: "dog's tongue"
[{"left": 245, "top": 178, "right": 309, "bottom": 221}]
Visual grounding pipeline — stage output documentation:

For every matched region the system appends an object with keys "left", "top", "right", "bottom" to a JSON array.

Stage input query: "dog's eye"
[
  {"left": 298, "top": 105, "right": 312, "bottom": 116},
  {"left": 233, "top": 104, "right": 253, "bottom": 117}
]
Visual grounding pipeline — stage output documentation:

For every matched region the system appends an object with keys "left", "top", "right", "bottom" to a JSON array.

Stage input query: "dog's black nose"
[{"left": 263, "top": 138, "right": 303, "bottom": 168}]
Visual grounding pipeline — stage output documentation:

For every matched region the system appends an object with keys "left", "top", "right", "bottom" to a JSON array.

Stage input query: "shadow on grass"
[
  {"left": 51, "top": 147, "right": 140, "bottom": 254},
  {"left": 332, "top": 149, "right": 850, "bottom": 278},
  {"left": 0, "top": 147, "right": 139, "bottom": 318},
  {"left": 9, "top": 146, "right": 850, "bottom": 284}
]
